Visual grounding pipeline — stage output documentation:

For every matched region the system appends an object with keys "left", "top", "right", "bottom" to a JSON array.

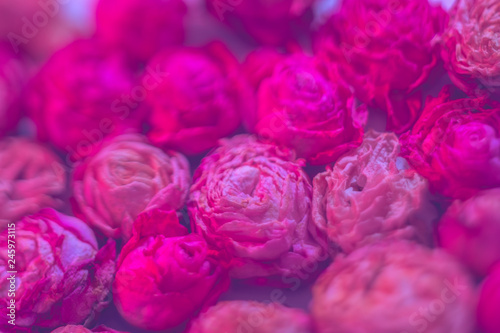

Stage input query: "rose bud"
[
  {"left": 312, "top": 131, "right": 435, "bottom": 254},
  {"left": 314, "top": 0, "right": 448, "bottom": 133},
  {"left": 441, "top": 0, "right": 500, "bottom": 97},
  {"left": 96, "top": 0, "right": 187, "bottom": 63},
  {"left": 311, "top": 241, "right": 477, "bottom": 333},
  {"left": 144, "top": 42, "right": 250, "bottom": 155},
  {"left": 52, "top": 325, "right": 128, "bottom": 333},
  {"left": 439, "top": 189, "right": 500, "bottom": 277},
  {"left": 243, "top": 49, "right": 367, "bottom": 165},
  {"left": 0, "top": 138, "right": 66, "bottom": 229},
  {"left": 187, "top": 301, "right": 313, "bottom": 333},
  {"left": 188, "top": 135, "right": 324, "bottom": 280},
  {"left": 114, "top": 209, "right": 229, "bottom": 330},
  {"left": 0, "top": 209, "right": 116, "bottom": 329},
  {"left": 72, "top": 134, "right": 190, "bottom": 240},
  {"left": 400, "top": 86, "right": 500, "bottom": 199},
  {"left": 477, "top": 264, "right": 500, "bottom": 333},
  {"left": 206, "top": 0, "right": 315, "bottom": 46},
  {"left": 26, "top": 38, "right": 145, "bottom": 162}
]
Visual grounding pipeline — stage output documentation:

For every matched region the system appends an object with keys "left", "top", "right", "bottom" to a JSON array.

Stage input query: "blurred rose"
[
  {"left": 311, "top": 241, "right": 477, "bottom": 333},
  {"left": 477, "top": 264, "right": 500, "bottom": 333},
  {"left": 0, "top": 0, "right": 39, "bottom": 37},
  {"left": 312, "top": 131, "right": 435, "bottom": 254},
  {"left": 0, "top": 43, "right": 24, "bottom": 137},
  {"left": 145, "top": 42, "right": 249, "bottom": 155},
  {"left": 441, "top": 0, "right": 500, "bottom": 96},
  {"left": 188, "top": 135, "right": 324, "bottom": 280},
  {"left": 72, "top": 134, "right": 190, "bottom": 240},
  {"left": 96, "top": 0, "right": 187, "bottom": 62},
  {"left": 0, "top": 209, "right": 115, "bottom": 329},
  {"left": 114, "top": 209, "right": 229, "bottom": 330},
  {"left": 206, "top": 0, "right": 315, "bottom": 46},
  {"left": 26, "top": 38, "right": 145, "bottom": 162},
  {"left": 188, "top": 301, "right": 313, "bottom": 333},
  {"left": 439, "top": 188, "right": 500, "bottom": 276},
  {"left": 51, "top": 325, "right": 128, "bottom": 333},
  {"left": 0, "top": 138, "right": 66, "bottom": 229},
  {"left": 244, "top": 49, "right": 367, "bottom": 165},
  {"left": 400, "top": 86, "right": 500, "bottom": 199},
  {"left": 314, "top": 0, "right": 447, "bottom": 132}
]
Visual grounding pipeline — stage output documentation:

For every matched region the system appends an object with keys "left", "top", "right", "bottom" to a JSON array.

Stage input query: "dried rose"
[
  {"left": 0, "top": 43, "right": 24, "bottom": 137},
  {"left": 477, "top": 264, "right": 500, "bottom": 333}
]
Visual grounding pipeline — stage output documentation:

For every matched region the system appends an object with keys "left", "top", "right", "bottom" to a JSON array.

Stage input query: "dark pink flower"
[
  {"left": 188, "top": 135, "right": 324, "bottom": 280},
  {"left": 477, "top": 264, "right": 500, "bottom": 333},
  {"left": 441, "top": 0, "right": 500, "bottom": 97},
  {"left": 51, "top": 325, "right": 128, "bottom": 333},
  {"left": 311, "top": 241, "right": 477, "bottom": 333},
  {"left": 400, "top": 86, "right": 500, "bottom": 199},
  {"left": 314, "top": 0, "right": 448, "bottom": 132},
  {"left": 113, "top": 209, "right": 229, "bottom": 330},
  {"left": 95, "top": 0, "right": 187, "bottom": 62},
  {"left": 0, "top": 209, "right": 116, "bottom": 329},
  {"left": 0, "top": 43, "right": 24, "bottom": 137},
  {"left": 72, "top": 134, "right": 190, "bottom": 240},
  {"left": 145, "top": 42, "right": 249, "bottom": 155}
]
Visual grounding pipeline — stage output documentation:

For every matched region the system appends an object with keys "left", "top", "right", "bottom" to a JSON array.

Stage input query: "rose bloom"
[
  {"left": 0, "top": 43, "right": 24, "bottom": 137},
  {"left": 312, "top": 131, "right": 435, "bottom": 254},
  {"left": 311, "top": 241, "right": 477, "bottom": 333},
  {"left": 0, "top": 0, "right": 39, "bottom": 37},
  {"left": 477, "top": 264, "right": 500, "bottom": 333},
  {"left": 441, "top": 0, "right": 500, "bottom": 97},
  {"left": 0, "top": 138, "right": 66, "bottom": 229},
  {"left": 314, "top": 0, "right": 447, "bottom": 133},
  {"left": 114, "top": 209, "right": 229, "bottom": 331},
  {"left": 400, "top": 86, "right": 500, "bottom": 199},
  {"left": 51, "top": 325, "right": 128, "bottom": 333},
  {"left": 0, "top": 209, "right": 115, "bottom": 329},
  {"left": 26, "top": 38, "right": 145, "bottom": 162},
  {"left": 206, "top": 0, "right": 315, "bottom": 46},
  {"left": 145, "top": 42, "right": 249, "bottom": 155},
  {"left": 188, "top": 301, "right": 313, "bottom": 333},
  {"left": 96, "top": 0, "right": 187, "bottom": 62},
  {"left": 188, "top": 135, "right": 324, "bottom": 280},
  {"left": 244, "top": 49, "right": 367, "bottom": 165},
  {"left": 72, "top": 134, "right": 190, "bottom": 240},
  {"left": 439, "top": 189, "right": 500, "bottom": 276}
]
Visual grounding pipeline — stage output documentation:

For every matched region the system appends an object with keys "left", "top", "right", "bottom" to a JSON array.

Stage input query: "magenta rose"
[
  {"left": 400, "top": 86, "right": 500, "bottom": 199},
  {"left": 26, "top": 39, "right": 145, "bottom": 162},
  {"left": 314, "top": 0, "right": 448, "bottom": 133},
  {"left": 51, "top": 325, "right": 128, "bottom": 333},
  {"left": 312, "top": 131, "right": 435, "bottom": 254},
  {"left": 114, "top": 209, "right": 229, "bottom": 330},
  {"left": 244, "top": 49, "right": 367, "bottom": 165},
  {"left": 206, "top": 0, "right": 315, "bottom": 46},
  {"left": 145, "top": 42, "right": 249, "bottom": 155},
  {"left": 188, "top": 135, "right": 324, "bottom": 280},
  {"left": 0, "top": 209, "right": 115, "bottom": 330},
  {"left": 477, "top": 264, "right": 500, "bottom": 333},
  {"left": 0, "top": 43, "right": 24, "bottom": 137},
  {"left": 441, "top": 0, "right": 500, "bottom": 97},
  {"left": 0, "top": 138, "right": 66, "bottom": 229},
  {"left": 95, "top": 0, "right": 187, "bottom": 62},
  {"left": 311, "top": 241, "right": 477, "bottom": 333},
  {"left": 188, "top": 301, "right": 313, "bottom": 333},
  {"left": 72, "top": 134, "right": 190, "bottom": 240},
  {"left": 439, "top": 189, "right": 500, "bottom": 276}
]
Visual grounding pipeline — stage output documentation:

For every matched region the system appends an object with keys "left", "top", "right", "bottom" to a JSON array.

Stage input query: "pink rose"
[
  {"left": 0, "top": 209, "right": 115, "bottom": 329},
  {"left": 188, "top": 135, "right": 324, "bottom": 280},
  {"left": 113, "top": 209, "right": 229, "bottom": 330},
  {"left": 26, "top": 39, "right": 145, "bottom": 162},
  {"left": 145, "top": 42, "right": 249, "bottom": 155},
  {"left": 439, "top": 189, "right": 500, "bottom": 276},
  {"left": 188, "top": 301, "right": 313, "bottom": 333},
  {"left": 441, "top": 0, "right": 500, "bottom": 97},
  {"left": 0, "top": 0, "right": 40, "bottom": 37},
  {"left": 51, "top": 325, "right": 128, "bottom": 333},
  {"left": 244, "top": 49, "right": 367, "bottom": 165},
  {"left": 311, "top": 241, "right": 477, "bottom": 333},
  {"left": 0, "top": 138, "right": 66, "bottom": 229},
  {"left": 400, "top": 86, "right": 500, "bottom": 199},
  {"left": 72, "top": 134, "right": 190, "bottom": 240},
  {"left": 477, "top": 264, "right": 500, "bottom": 333},
  {"left": 314, "top": 0, "right": 448, "bottom": 133},
  {"left": 96, "top": 0, "right": 187, "bottom": 62},
  {"left": 206, "top": 0, "right": 315, "bottom": 46},
  {"left": 312, "top": 131, "right": 435, "bottom": 254}
]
